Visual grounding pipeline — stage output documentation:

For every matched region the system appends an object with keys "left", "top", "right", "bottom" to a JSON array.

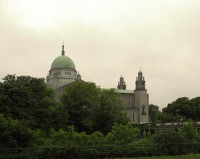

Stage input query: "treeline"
[
  {"left": 0, "top": 75, "right": 128, "bottom": 149},
  {"left": 149, "top": 97, "right": 200, "bottom": 123},
  {"left": 1, "top": 120, "right": 200, "bottom": 158},
  {"left": 0, "top": 75, "right": 200, "bottom": 158}
]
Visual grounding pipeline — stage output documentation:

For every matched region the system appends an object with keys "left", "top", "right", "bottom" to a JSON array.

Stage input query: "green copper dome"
[
  {"left": 51, "top": 55, "right": 76, "bottom": 70},
  {"left": 50, "top": 45, "right": 76, "bottom": 70}
]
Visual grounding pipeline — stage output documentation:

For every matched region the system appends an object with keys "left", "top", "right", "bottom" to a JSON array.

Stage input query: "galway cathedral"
[{"left": 46, "top": 45, "right": 149, "bottom": 123}]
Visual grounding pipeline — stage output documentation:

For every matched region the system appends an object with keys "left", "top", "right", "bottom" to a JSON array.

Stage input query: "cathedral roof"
[
  {"left": 116, "top": 89, "right": 134, "bottom": 94},
  {"left": 51, "top": 55, "right": 76, "bottom": 70},
  {"left": 50, "top": 44, "right": 76, "bottom": 70}
]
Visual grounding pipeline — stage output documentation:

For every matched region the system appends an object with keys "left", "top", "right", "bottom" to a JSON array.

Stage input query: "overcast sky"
[{"left": 0, "top": 0, "right": 200, "bottom": 109}]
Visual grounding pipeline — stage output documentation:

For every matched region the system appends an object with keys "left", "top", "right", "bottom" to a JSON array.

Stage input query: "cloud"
[{"left": 0, "top": 0, "right": 200, "bottom": 108}]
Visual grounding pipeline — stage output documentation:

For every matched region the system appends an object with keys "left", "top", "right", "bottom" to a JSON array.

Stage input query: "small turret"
[{"left": 117, "top": 75, "right": 126, "bottom": 90}]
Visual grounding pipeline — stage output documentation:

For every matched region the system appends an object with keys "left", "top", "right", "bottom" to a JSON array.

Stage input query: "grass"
[{"left": 117, "top": 154, "right": 200, "bottom": 159}]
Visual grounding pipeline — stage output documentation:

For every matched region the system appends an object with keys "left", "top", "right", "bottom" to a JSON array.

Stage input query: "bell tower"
[
  {"left": 134, "top": 70, "right": 149, "bottom": 123},
  {"left": 136, "top": 70, "right": 145, "bottom": 90},
  {"left": 117, "top": 75, "right": 126, "bottom": 90}
]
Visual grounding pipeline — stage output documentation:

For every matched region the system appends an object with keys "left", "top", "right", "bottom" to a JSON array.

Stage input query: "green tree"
[
  {"left": 156, "top": 111, "right": 181, "bottom": 122},
  {"left": 190, "top": 97, "right": 200, "bottom": 120},
  {"left": 153, "top": 130, "right": 187, "bottom": 155},
  {"left": 44, "top": 126, "right": 105, "bottom": 147},
  {"left": 160, "top": 97, "right": 200, "bottom": 122},
  {"left": 87, "top": 131, "right": 105, "bottom": 146},
  {"left": 61, "top": 82, "right": 128, "bottom": 133},
  {"left": 94, "top": 89, "right": 129, "bottom": 133},
  {"left": 179, "top": 120, "right": 199, "bottom": 142},
  {"left": 149, "top": 104, "right": 160, "bottom": 122},
  {"left": 0, "top": 114, "right": 34, "bottom": 148},
  {"left": 61, "top": 81, "right": 100, "bottom": 133},
  {"left": 106, "top": 123, "right": 140, "bottom": 145},
  {"left": 49, "top": 103, "right": 69, "bottom": 130},
  {"left": 0, "top": 74, "right": 57, "bottom": 130}
]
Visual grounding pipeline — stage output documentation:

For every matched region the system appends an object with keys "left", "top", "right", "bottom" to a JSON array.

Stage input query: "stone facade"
[
  {"left": 116, "top": 71, "right": 149, "bottom": 123},
  {"left": 46, "top": 69, "right": 79, "bottom": 89}
]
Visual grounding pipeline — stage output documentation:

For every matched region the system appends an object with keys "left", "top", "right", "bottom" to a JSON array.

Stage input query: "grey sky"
[{"left": 0, "top": 0, "right": 200, "bottom": 109}]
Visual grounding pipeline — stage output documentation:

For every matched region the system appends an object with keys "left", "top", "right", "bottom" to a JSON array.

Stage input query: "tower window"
[
  {"left": 142, "top": 106, "right": 146, "bottom": 115},
  {"left": 66, "top": 72, "right": 71, "bottom": 75},
  {"left": 128, "top": 100, "right": 131, "bottom": 107}
]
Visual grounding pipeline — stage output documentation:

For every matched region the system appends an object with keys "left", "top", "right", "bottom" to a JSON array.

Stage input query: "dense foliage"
[
  {"left": 1, "top": 121, "right": 200, "bottom": 159},
  {"left": 0, "top": 114, "right": 34, "bottom": 148},
  {"left": 1, "top": 75, "right": 200, "bottom": 158},
  {"left": 0, "top": 75, "right": 58, "bottom": 130},
  {"left": 0, "top": 75, "right": 128, "bottom": 148},
  {"left": 149, "top": 104, "right": 160, "bottom": 122},
  {"left": 154, "top": 97, "right": 200, "bottom": 122},
  {"left": 61, "top": 81, "right": 128, "bottom": 134}
]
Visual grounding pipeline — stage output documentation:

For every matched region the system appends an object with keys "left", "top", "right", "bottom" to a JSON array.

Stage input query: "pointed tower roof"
[{"left": 118, "top": 74, "right": 126, "bottom": 90}]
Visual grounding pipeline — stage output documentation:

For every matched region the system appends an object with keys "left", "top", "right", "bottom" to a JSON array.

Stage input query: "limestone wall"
[
  {"left": 46, "top": 69, "right": 78, "bottom": 89},
  {"left": 133, "top": 90, "right": 149, "bottom": 123}
]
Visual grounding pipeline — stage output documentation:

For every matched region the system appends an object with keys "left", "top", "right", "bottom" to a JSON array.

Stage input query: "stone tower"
[
  {"left": 117, "top": 75, "right": 126, "bottom": 90},
  {"left": 133, "top": 70, "right": 149, "bottom": 123}
]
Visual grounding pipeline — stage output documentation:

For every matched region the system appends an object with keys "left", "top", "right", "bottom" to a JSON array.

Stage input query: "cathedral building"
[
  {"left": 116, "top": 71, "right": 149, "bottom": 123},
  {"left": 46, "top": 45, "right": 149, "bottom": 123}
]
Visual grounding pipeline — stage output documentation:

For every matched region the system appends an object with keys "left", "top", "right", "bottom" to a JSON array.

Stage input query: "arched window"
[{"left": 142, "top": 105, "right": 146, "bottom": 115}]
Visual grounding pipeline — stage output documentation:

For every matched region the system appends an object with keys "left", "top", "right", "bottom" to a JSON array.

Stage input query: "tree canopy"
[
  {"left": 61, "top": 81, "right": 100, "bottom": 132},
  {"left": 1, "top": 74, "right": 200, "bottom": 158},
  {"left": 0, "top": 75, "right": 57, "bottom": 130},
  {"left": 159, "top": 97, "right": 200, "bottom": 122},
  {"left": 149, "top": 104, "right": 160, "bottom": 122},
  {"left": 61, "top": 81, "right": 128, "bottom": 134}
]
